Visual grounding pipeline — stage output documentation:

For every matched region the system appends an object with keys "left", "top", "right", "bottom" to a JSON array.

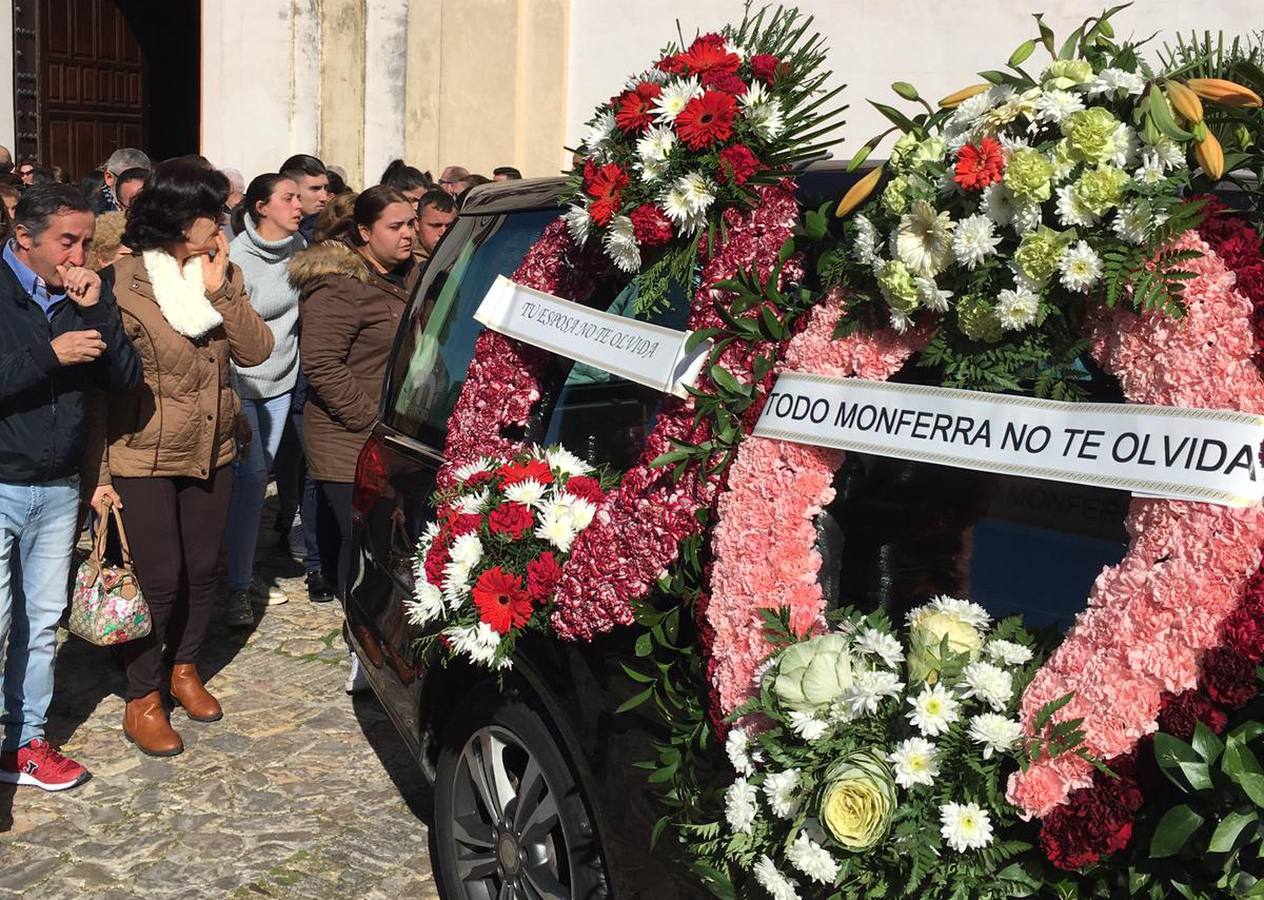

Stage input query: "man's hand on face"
[{"left": 55, "top": 264, "right": 101, "bottom": 308}]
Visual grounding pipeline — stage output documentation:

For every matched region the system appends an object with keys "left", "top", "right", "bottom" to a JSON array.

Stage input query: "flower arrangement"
[
  {"left": 406, "top": 445, "right": 613, "bottom": 669},
  {"left": 682, "top": 599, "right": 1054, "bottom": 899}
]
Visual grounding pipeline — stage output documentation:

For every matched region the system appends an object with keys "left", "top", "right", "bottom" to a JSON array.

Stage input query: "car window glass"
[{"left": 387, "top": 209, "right": 561, "bottom": 445}]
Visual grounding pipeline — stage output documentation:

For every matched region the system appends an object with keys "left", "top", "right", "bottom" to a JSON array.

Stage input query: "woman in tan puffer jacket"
[{"left": 83, "top": 158, "right": 273, "bottom": 758}]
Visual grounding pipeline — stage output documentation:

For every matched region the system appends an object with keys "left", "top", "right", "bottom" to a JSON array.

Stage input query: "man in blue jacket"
[{"left": 0, "top": 184, "right": 141, "bottom": 791}]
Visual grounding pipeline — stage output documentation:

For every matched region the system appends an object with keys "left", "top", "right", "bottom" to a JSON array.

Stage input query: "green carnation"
[
  {"left": 909, "top": 137, "right": 947, "bottom": 168},
  {"left": 878, "top": 260, "right": 920, "bottom": 314},
  {"left": 881, "top": 175, "right": 911, "bottom": 215},
  {"left": 1061, "top": 107, "right": 1120, "bottom": 165},
  {"left": 1014, "top": 226, "right": 1072, "bottom": 286},
  {"left": 1041, "top": 59, "right": 1094, "bottom": 91},
  {"left": 1003, "top": 148, "right": 1055, "bottom": 203},
  {"left": 889, "top": 132, "right": 919, "bottom": 170},
  {"left": 1072, "top": 166, "right": 1129, "bottom": 216},
  {"left": 956, "top": 294, "right": 1003, "bottom": 343}
]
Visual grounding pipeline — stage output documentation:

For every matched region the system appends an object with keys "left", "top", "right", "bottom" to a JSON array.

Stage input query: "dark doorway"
[{"left": 13, "top": 0, "right": 200, "bottom": 179}]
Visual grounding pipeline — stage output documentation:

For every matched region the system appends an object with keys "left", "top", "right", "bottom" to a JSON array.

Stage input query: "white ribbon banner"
[
  {"left": 754, "top": 373, "right": 1264, "bottom": 507},
  {"left": 473, "top": 275, "right": 710, "bottom": 398}
]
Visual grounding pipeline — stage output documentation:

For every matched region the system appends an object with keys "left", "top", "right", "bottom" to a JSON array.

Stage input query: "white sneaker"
[
  {"left": 249, "top": 576, "right": 289, "bottom": 606},
  {"left": 345, "top": 653, "right": 370, "bottom": 694}
]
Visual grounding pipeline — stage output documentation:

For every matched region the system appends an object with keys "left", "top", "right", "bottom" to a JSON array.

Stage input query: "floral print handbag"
[{"left": 68, "top": 501, "right": 152, "bottom": 646}]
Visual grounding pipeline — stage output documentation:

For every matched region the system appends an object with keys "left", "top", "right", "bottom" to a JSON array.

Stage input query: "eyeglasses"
[{"left": 18, "top": 168, "right": 33, "bottom": 176}]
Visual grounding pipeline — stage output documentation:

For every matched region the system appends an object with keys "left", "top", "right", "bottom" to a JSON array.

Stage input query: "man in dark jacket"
[{"left": 0, "top": 184, "right": 141, "bottom": 791}]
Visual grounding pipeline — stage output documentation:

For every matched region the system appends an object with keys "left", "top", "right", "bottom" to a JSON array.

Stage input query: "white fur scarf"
[{"left": 141, "top": 249, "right": 223, "bottom": 339}]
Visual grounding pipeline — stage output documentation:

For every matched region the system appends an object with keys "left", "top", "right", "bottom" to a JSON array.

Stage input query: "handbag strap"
[{"left": 91, "top": 499, "right": 134, "bottom": 568}]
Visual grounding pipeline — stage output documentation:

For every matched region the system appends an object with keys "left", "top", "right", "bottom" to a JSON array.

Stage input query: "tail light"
[{"left": 353, "top": 435, "right": 388, "bottom": 520}]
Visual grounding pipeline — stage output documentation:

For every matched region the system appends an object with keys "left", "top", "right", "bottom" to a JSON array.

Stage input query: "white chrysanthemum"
[
  {"left": 916, "top": 276, "right": 953, "bottom": 313},
  {"left": 1033, "top": 89, "right": 1085, "bottom": 124},
  {"left": 787, "top": 710, "right": 830, "bottom": 742},
  {"left": 753, "top": 855, "right": 801, "bottom": 900},
  {"left": 852, "top": 627, "right": 905, "bottom": 668},
  {"left": 1134, "top": 150, "right": 1166, "bottom": 186},
  {"left": 763, "top": 769, "right": 801, "bottom": 819},
  {"left": 505, "top": 479, "right": 548, "bottom": 508},
  {"left": 584, "top": 110, "right": 616, "bottom": 153},
  {"left": 888, "top": 736, "right": 941, "bottom": 789},
  {"left": 896, "top": 200, "right": 955, "bottom": 277},
  {"left": 961, "top": 660, "right": 1014, "bottom": 712},
  {"left": 853, "top": 214, "right": 881, "bottom": 266},
  {"left": 724, "top": 777, "right": 759, "bottom": 835},
  {"left": 888, "top": 305, "right": 914, "bottom": 334},
  {"left": 968, "top": 713, "right": 1025, "bottom": 759},
  {"left": 726, "top": 727, "right": 756, "bottom": 776},
  {"left": 986, "top": 639, "right": 1034, "bottom": 667},
  {"left": 448, "top": 532, "right": 484, "bottom": 569},
  {"left": 638, "top": 156, "right": 670, "bottom": 183},
  {"left": 1105, "top": 123, "right": 1139, "bottom": 168},
  {"left": 940, "top": 801, "right": 995, "bottom": 852},
  {"left": 445, "top": 622, "right": 502, "bottom": 667},
  {"left": 1055, "top": 183, "right": 1098, "bottom": 228},
  {"left": 675, "top": 172, "right": 715, "bottom": 214},
  {"left": 535, "top": 504, "right": 578, "bottom": 553},
  {"left": 996, "top": 286, "right": 1040, "bottom": 331},
  {"left": 951, "top": 214, "right": 1001, "bottom": 270},
  {"left": 553, "top": 493, "right": 596, "bottom": 531},
  {"left": 652, "top": 77, "right": 701, "bottom": 123},
  {"left": 836, "top": 668, "right": 905, "bottom": 719},
  {"left": 624, "top": 67, "right": 667, "bottom": 88},
  {"left": 418, "top": 519, "right": 441, "bottom": 553},
  {"left": 453, "top": 458, "right": 492, "bottom": 482},
  {"left": 917, "top": 595, "right": 991, "bottom": 630},
  {"left": 637, "top": 124, "right": 677, "bottom": 163},
  {"left": 744, "top": 94, "right": 785, "bottom": 142},
  {"left": 1058, "top": 240, "right": 1104, "bottom": 293},
  {"left": 786, "top": 832, "right": 840, "bottom": 885},
  {"left": 546, "top": 446, "right": 593, "bottom": 477},
  {"left": 1112, "top": 199, "right": 1152, "bottom": 245},
  {"left": 949, "top": 88, "right": 1000, "bottom": 130},
  {"left": 603, "top": 214, "right": 641, "bottom": 274},
  {"left": 1150, "top": 135, "right": 1186, "bottom": 170},
  {"left": 442, "top": 558, "right": 474, "bottom": 606},
  {"left": 1088, "top": 67, "right": 1146, "bottom": 98},
  {"left": 456, "top": 488, "right": 491, "bottom": 515},
  {"left": 907, "top": 683, "right": 961, "bottom": 737},
  {"left": 981, "top": 182, "right": 1016, "bottom": 227},
  {"left": 1012, "top": 199, "right": 1043, "bottom": 234},
  {"left": 404, "top": 580, "right": 445, "bottom": 626},
  {"left": 564, "top": 204, "right": 591, "bottom": 245}
]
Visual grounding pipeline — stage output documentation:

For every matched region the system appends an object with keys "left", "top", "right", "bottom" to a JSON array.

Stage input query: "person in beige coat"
[{"left": 84, "top": 158, "right": 273, "bottom": 757}]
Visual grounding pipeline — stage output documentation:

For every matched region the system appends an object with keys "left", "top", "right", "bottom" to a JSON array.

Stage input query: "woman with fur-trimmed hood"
[{"left": 291, "top": 186, "right": 419, "bottom": 611}]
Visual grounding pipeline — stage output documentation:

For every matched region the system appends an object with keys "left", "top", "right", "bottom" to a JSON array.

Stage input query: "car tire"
[{"left": 434, "top": 686, "right": 610, "bottom": 900}]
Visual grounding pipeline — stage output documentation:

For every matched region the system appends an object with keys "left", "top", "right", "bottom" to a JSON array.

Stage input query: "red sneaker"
[{"left": 0, "top": 739, "right": 91, "bottom": 791}]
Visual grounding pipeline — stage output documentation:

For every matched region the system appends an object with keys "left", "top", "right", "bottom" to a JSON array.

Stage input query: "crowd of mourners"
[{"left": 0, "top": 142, "right": 522, "bottom": 789}]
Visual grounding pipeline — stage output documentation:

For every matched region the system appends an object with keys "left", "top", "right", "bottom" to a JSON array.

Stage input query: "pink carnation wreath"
[
  {"left": 438, "top": 181, "right": 804, "bottom": 642},
  {"left": 704, "top": 223, "right": 1264, "bottom": 863}
]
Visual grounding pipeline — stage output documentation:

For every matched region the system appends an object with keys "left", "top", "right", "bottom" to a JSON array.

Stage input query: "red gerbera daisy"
[
  {"left": 675, "top": 90, "right": 737, "bottom": 150},
  {"left": 471, "top": 566, "right": 533, "bottom": 634},
  {"left": 583, "top": 162, "right": 630, "bottom": 226},
  {"left": 615, "top": 82, "right": 662, "bottom": 133},
  {"left": 954, "top": 138, "right": 1005, "bottom": 191},
  {"left": 497, "top": 458, "right": 553, "bottom": 487},
  {"left": 679, "top": 34, "right": 739, "bottom": 77}
]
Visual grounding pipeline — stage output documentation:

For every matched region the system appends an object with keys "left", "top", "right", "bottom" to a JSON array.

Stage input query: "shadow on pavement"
[{"left": 351, "top": 691, "right": 435, "bottom": 827}]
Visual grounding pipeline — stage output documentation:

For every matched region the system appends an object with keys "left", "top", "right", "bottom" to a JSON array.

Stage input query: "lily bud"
[
  {"left": 1195, "top": 130, "right": 1225, "bottom": 180},
  {"left": 1186, "top": 78, "right": 1263, "bottom": 109},
  {"left": 938, "top": 83, "right": 991, "bottom": 109},
  {"left": 1166, "top": 80, "right": 1204, "bottom": 124},
  {"left": 835, "top": 165, "right": 884, "bottom": 219}
]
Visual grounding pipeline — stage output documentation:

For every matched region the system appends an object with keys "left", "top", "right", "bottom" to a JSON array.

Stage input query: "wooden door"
[{"left": 35, "top": 0, "right": 146, "bottom": 178}]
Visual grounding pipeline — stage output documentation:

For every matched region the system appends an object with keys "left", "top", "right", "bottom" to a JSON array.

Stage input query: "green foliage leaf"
[{"left": 1150, "top": 804, "right": 1205, "bottom": 858}]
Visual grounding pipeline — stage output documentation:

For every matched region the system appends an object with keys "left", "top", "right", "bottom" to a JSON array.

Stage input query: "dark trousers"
[
  {"left": 114, "top": 467, "right": 233, "bottom": 700},
  {"left": 315, "top": 480, "right": 353, "bottom": 599},
  {"left": 274, "top": 392, "right": 321, "bottom": 574}
]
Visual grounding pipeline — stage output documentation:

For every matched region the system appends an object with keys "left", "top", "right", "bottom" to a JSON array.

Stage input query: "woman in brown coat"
[
  {"left": 291, "top": 186, "right": 418, "bottom": 605},
  {"left": 85, "top": 158, "right": 273, "bottom": 757}
]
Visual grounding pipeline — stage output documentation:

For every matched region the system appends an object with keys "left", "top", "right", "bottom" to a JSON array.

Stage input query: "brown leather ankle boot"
[
  {"left": 169, "top": 664, "right": 223, "bottom": 723},
  {"left": 123, "top": 692, "right": 183, "bottom": 757}
]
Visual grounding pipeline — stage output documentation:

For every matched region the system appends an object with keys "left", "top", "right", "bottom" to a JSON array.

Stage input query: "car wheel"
[{"left": 434, "top": 689, "right": 610, "bottom": 900}]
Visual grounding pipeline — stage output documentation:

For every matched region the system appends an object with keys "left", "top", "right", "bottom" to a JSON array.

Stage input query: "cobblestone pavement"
[{"left": 0, "top": 519, "right": 441, "bottom": 900}]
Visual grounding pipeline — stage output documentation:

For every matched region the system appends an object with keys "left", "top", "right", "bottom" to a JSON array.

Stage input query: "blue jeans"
[
  {"left": 0, "top": 477, "right": 80, "bottom": 751},
  {"left": 225, "top": 393, "right": 292, "bottom": 591}
]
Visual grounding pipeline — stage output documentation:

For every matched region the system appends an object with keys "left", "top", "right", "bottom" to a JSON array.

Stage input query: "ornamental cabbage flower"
[
  {"left": 1061, "top": 107, "right": 1121, "bottom": 165},
  {"left": 1002, "top": 148, "right": 1055, "bottom": 203},
  {"left": 1041, "top": 59, "right": 1094, "bottom": 92},
  {"left": 907, "top": 606, "right": 984, "bottom": 683},
  {"left": 1014, "top": 226, "right": 1073, "bottom": 286},
  {"left": 772, "top": 633, "right": 854, "bottom": 715},
  {"left": 819, "top": 748, "right": 897, "bottom": 851},
  {"left": 1072, "top": 166, "right": 1129, "bottom": 216}
]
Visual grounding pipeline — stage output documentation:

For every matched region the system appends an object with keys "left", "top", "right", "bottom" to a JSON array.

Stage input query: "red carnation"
[
  {"left": 471, "top": 566, "right": 533, "bottom": 634},
  {"left": 497, "top": 458, "right": 553, "bottom": 487},
  {"left": 655, "top": 53, "right": 689, "bottom": 76},
  {"left": 954, "top": 138, "right": 1005, "bottom": 191},
  {"left": 464, "top": 469, "right": 494, "bottom": 489},
  {"left": 1040, "top": 759, "right": 1142, "bottom": 870},
  {"left": 1236, "top": 263, "right": 1264, "bottom": 304},
  {"left": 629, "top": 204, "right": 673, "bottom": 247},
  {"left": 701, "top": 71, "right": 749, "bottom": 96},
  {"left": 718, "top": 144, "right": 761, "bottom": 185},
  {"left": 750, "top": 53, "right": 787, "bottom": 85},
  {"left": 1200, "top": 646, "right": 1259, "bottom": 709},
  {"left": 1157, "top": 689, "right": 1228, "bottom": 740},
  {"left": 488, "top": 501, "right": 534, "bottom": 539},
  {"left": 563, "top": 475, "right": 606, "bottom": 505},
  {"left": 450, "top": 513, "right": 483, "bottom": 536},
  {"left": 615, "top": 82, "right": 662, "bottom": 133},
  {"left": 423, "top": 536, "right": 450, "bottom": 585},
  {"left": 584, "top": 162, "right": 630, "bottom": 226},
  {"left": 679, "top": 34, "right": 739, "bottom": 77},
  {"left": 1218, "top": 229, "right": 1264, "bottom": 271},
  {"left": 526, "top": 551, "right": 563, "bottom": 603},
  {"left": 1222, "top": 602, "right": 1264, "bottom": 662},
  {"left": 675, "top": 90, "right": 737, "bottom": 150}
]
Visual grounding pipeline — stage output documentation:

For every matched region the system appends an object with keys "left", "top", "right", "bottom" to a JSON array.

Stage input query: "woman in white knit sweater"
[{"left": 223, "top": 174, "right": 305, "bottom": 627}]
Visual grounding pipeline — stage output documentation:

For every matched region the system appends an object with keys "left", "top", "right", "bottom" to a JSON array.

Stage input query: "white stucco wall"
[
  {"left": 565, "top": 0, "right": 1260, "bottom": 167},
  {"left": 0, "top": 3, "right": 14, "bottom": 156}
]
